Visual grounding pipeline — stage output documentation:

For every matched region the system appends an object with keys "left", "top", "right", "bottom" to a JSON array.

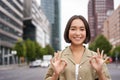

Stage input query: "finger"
[
  {"left": 101, "top": 50, "right": 104, "bottom": 58},
  {"left": 89, "top": 56, "right": 96, "bottom": 65},
  {"left": 61, "top": 59, "right": 67, "bottom": 68},
  {"left": 103, "top": 54, "right": 107, "bottom": 58},
  {"left": 104, "top": 57, "right": 109, "bottom": 63},
  {"left": 50, "top": 58, "right": 54, "bottom": 66},
  {"left": 97, "top": 48, "right": 100, "bottom": 56},
  {"left": 54, "top": 52, "right": 59, "bottom": 61},
  {"left": 89, "top": 56, "right": 97, "bottom": 63}
]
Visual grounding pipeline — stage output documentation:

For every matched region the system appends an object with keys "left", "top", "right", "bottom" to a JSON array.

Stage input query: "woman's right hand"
[{"left": 51, "top": 51, "right": 67, "bottom": 76}]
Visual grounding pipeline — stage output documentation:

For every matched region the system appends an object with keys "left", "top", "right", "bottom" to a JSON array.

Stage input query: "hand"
[
  {"left": 51, "top": 51, "right": 67, "bottom": 75},
  {"left": 89, "top": 48, "right": 109, "bottom": 73}
]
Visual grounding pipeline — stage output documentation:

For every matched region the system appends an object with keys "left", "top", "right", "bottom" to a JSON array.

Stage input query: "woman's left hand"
[{"left": 89, "top": 48, "right": 109, "bottom": 73}]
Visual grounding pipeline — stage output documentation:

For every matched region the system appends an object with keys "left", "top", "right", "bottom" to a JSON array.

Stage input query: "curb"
[{"left": 0, "top": 64, "right": 27, "bottom": 70}]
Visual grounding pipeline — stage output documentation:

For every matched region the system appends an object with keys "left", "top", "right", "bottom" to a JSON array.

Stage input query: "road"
[
  {"left": 0, "top": 66, "right": 48, "bottom": 80},
  {"left": 108, "top": 63, "right": 120, "bottom": 80},
  {"left": 0, "top": 63, "right": 120, "bottom": 80}
]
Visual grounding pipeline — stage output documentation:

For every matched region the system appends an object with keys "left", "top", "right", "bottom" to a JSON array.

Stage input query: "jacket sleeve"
[
  {"left": 44, "top": 65, "right": 54, "bottom": 80},
  {"left": 102, "top": 63, "right": 111, "bottom": 80},
  {"left": 94, "top": 63, "right": 111, "bottom": 80},
  {"left": 44, "top": 51, "right": 64, "bottom": 80},
  {"left": 91, "top": 51, "right": 111, "bottom": 80}
]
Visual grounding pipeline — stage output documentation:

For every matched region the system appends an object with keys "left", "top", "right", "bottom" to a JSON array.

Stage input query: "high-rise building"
[
  {"left": 0, "top": 0, "right": 23, "bottom": 65},
  {"left": 103, "top": 5, "right": 120, "bottom": 47},
  {"left": 88, "top": 0, "right": 114, "bottom": 42},
  {"left": 23, "top": 0, "right": 50, "bottom": 47},
  {"left": 41, "top": 0, "right": 61, "bottom": 51},
  {"left": 0, "top": 0, "right": 50, "bottom": 65}
]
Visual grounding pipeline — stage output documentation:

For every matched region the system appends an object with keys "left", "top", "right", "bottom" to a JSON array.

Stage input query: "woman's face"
[{"left": 68, "top": 18, "right": 86, "bottom": 45}]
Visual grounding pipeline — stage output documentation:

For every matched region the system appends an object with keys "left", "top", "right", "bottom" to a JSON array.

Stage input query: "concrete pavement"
[
  {"left": 0, "top": 63, "right": 28, "bottom": 70},
  {"left": 0, "top": 62, "right": 120, "bottom": 70},
  {"left": 107, "top": 62, "right": 120, "bottom": 69}
]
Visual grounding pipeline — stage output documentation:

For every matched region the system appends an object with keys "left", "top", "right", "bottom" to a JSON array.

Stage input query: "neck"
[{"left": 70, "top": 44, "right": 84, "bottom": 54}]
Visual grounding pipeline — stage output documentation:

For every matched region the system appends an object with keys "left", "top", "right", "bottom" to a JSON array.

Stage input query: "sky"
[
  {"left": 60, "top": 0, "right": 120, "bottom": 50},
  {"left": 37, "top": 0, "right": 120, "bottom": 50}
]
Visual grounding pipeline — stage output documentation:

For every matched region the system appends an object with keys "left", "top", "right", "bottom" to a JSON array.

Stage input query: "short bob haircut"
[{"left": 64, "top": 15, "right": 91, "bottom": 44}]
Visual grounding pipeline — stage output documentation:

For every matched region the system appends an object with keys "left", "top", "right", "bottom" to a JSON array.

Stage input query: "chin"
[{"left": 72, "top": 42, "right": 83, "bottom": 45}]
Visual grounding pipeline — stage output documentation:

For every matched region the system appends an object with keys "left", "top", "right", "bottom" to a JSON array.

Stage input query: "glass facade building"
[
  {"left": 23, "top": 0, "right": 50, "bottom": 48},
  {"left": 0, "top": 0, "right": 23, "bottom": 65},
  {"left": 41, "top": 0, "right": 61, "bottom": 51},
  {"left": 0, "top": 0, "right": 50, "bottom": 65}
]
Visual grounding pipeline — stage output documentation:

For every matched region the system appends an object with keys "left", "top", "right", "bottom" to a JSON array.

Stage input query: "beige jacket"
[{"left": 45, "top": 47, "right": 111, "bottom": 80}]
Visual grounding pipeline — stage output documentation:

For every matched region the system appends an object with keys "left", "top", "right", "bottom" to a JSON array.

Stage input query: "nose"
[{"left": 75, "top": 30, "right": 81, "bottom": 35}]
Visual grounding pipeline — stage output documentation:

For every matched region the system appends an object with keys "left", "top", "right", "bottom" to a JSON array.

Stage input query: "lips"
[{"left": 73, "top": 37, "right": 82, "bottom": 41}]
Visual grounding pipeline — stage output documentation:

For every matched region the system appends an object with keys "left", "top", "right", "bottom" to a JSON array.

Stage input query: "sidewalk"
[
  {"left": 0, "top": 63, "right": 28, "bottom": 70},
  {"left": 107, "top": 62, "right": 120, "bottom": 69}
]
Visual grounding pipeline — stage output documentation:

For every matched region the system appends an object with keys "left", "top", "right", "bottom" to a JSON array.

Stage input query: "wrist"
[
  {"left": 52, "top": 72, "right": 59, "bottom": 80},
  {"left": 97, "top": 70, "right": 107, "bottom": 80},
  {"left": 96, "top": 70, "right": 103, "bottom": 75}
]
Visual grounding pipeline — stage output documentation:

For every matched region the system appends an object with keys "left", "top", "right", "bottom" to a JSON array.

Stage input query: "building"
[
  {"left": 103, "top": 5, "right": 120, "bottom": 47},
  {"left": 0, "top": 0, "right": 50, "bottom": 65},
  {"left": 23, "top": 0, "right": 50, "bottom": 47},
  {"left": 41, "top": 0, "right": 61, "bottom": 51},
  {"left": 88, "top": 0, "right": 114, "bottom": 42},
  {"left": 0, "top": 0, "right": 23, "bottom": 65}
]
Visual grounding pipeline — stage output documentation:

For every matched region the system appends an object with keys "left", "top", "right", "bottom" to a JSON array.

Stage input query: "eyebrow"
[{"left": 70, "top": 26, "right": 85, "bottom": 28}]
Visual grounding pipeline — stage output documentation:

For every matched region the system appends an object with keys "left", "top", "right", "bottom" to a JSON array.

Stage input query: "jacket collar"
[{"left": 61, "top": 46, "right": 93, "bottom": 65}]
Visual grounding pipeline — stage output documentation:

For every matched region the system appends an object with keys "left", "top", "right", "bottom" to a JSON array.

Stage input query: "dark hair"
[{"left": 64, "top": 15, "right": 91, "bottom": 44}]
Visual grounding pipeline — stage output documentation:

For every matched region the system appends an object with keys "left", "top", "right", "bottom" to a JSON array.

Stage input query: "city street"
[
  {"left": 0, "top": 63, "right": 120, "bottom": 80},
  {"left": 0, "top": 66, "right": 48, "bottom": 80},
  {"left": 108, "top": 63, "right": 120, "bottom": 80}
]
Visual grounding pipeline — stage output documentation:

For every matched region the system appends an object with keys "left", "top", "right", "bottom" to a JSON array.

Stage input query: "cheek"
[
  {"left": 68, "top": 31, "right": 73, "bottom": 38},
  {"left": 84, "top": 32, "right": 87, "bottom": 37},
  {"left": 68, "top": 32, "right": 71, "bottom": 40}
]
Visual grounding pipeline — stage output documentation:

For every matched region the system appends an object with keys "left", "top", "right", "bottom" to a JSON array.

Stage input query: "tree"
[
  {"left": 25, "top": 39, "right": 36, "bottom": 63},
  {"left": 34, "top": 41, "right": 42, "bottom": 59},
  {"left": 89, "top": 35, "right": 112, "bottom": 55},
  {"left": 111, "top": 45, "right": 120, "bottom": 61},
  {"left": 13, "top": 40, "right": 26, "bottom": 63},
  {"left": 45, "top": 44, "right": 55, "bottom": 55}
]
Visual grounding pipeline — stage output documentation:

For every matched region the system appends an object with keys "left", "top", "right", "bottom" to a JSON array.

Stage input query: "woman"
[{"left": 45, "top": 15, "right": 111, "bottom": 80}]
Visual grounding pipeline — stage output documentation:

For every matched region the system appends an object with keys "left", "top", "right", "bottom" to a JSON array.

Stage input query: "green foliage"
[
  {"left": 40, "top": 48, "right": 47, "bottom": 55},
  {"left": 89, "top": 42, "right": 95, "bottom": 51},
  {"left": 44, "top": 44, "right": 55, "bottom": 55},
  {"left": 13, "top": 40, "right": 26, "bottom": 58},
  {"left": 111, "top": 46, "right": 120, "bottom": 57},
  {"left": 34, "top": 41, "right": 42, "bottom": 59},
  {"left": 89, "top": 34, "right": 112, "bottom": 55},
  {"left": 13, "top": 39, "right": 55, "bottom": 63},
  {"left": 25, "top": 39, "right": 36, "bottom": 62}
]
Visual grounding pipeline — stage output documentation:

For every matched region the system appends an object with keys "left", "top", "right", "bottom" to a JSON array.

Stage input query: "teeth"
[{"left": 74, "top": 37, "right": 81, "bottom": 40}]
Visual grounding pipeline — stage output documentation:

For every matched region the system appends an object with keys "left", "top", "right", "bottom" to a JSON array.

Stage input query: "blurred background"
[{"left": 0, "top": 0, "right": 120, "bottom": 80}]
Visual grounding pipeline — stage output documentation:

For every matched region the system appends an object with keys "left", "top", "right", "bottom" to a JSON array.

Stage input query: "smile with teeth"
[{"left": 73, "top": 37, "right": 82, "bottom": 40}]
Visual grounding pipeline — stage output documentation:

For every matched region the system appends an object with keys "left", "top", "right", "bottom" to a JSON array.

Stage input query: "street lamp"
[
  {"left": 11, "top": 50, "right": 17, "bottom": 64},
  {"left": 0, "top": 48, "right": 1, "bottom": 65},
  {"left": 115, "top": 51, "right": 119, "bottom": 67}
]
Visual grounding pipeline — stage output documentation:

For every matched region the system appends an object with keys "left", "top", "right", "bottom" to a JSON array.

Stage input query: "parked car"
[
  {"left": 40, "top": 61, "right": 49, "bottom": 68},
  {"left": 29, "top": 59, "right": 42, "bottom": 68}
]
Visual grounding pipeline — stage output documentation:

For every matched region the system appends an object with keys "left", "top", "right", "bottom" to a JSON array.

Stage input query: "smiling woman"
[
  {"left": 61, "top": 0, "right": 89, "bottom": 50},
  {"left": 45, "top": 15, "right": 111, "bottom": 80}
]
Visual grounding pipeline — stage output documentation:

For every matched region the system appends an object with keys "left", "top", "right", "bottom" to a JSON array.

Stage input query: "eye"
[
  {"left": 80, "top": 28, "right": 85, "bottom": 31},
  {"left": 80, "top": 27, "right": 85, "bottom": 31},
  {"left": 70, "top": 27, "right": 76, "bottom": 31},
  {"left": 70, "top": 28, "right": 75, "bottom": 30}
]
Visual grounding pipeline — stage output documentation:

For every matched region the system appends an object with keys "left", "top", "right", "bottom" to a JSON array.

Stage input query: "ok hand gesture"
[
  {"left": 89, "top": 48, "right": 109, "bottom": 73},
  {"left": 50, "top": 51, "right": 67, "bottom": 76}
]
